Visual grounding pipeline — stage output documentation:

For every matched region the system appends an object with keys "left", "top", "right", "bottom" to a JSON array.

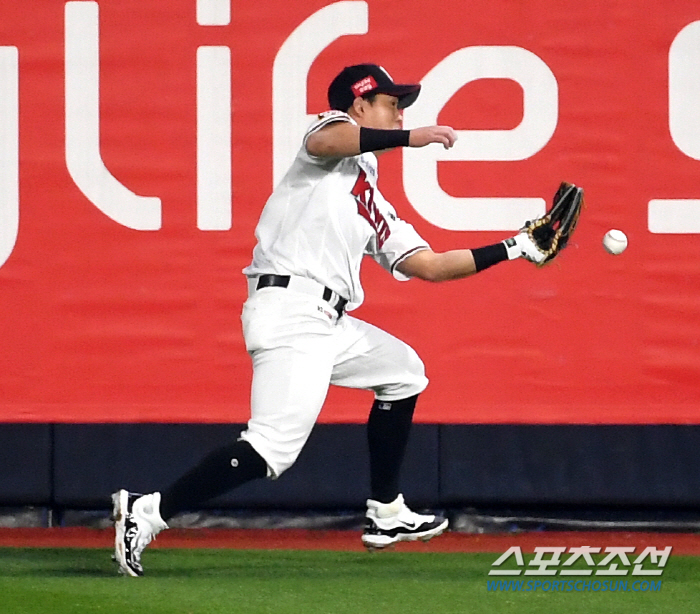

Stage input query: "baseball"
[{"left": 602, "top": 229, "right": 628, "bottom": 255}]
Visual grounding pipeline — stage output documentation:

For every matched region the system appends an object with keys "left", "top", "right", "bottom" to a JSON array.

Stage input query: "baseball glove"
[{"left": 522, "top": 182, "right": 584, "bottom": 266}]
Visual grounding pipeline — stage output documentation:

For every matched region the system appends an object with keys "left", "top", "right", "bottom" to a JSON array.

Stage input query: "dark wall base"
[
  {"left": 440, "top": 424, "right": 700, "bottom": 507},
  {"left": 52, "top": 423, "right": 438, "bottom": 509},
  {"left": 3, "top": 423, "right": 700, "bottom": 511},
  {"left": 0, "top": 424, "right": 52, "bottom": 505}
]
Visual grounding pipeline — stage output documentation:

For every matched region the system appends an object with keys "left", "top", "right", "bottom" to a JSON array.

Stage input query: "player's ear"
[{"left": 349, "top": 96, "right": 366, "bottom": 118}]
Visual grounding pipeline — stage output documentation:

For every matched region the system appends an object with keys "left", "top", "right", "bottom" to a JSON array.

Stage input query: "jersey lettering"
[{"left": 352, "top": 170, "right": 390, "bottom": 248}]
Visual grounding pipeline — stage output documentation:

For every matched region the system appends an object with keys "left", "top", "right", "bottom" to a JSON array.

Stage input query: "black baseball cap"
[{"left": 327, "top": 64, "right": 421, "bottom": 112}]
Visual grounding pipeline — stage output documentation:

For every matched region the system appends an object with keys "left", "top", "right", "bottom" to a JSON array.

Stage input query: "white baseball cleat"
[
  {"left": 361, "top": 494, "right": 448, "bottom": 550},
  {"left": 111, "top": 489, "right": 168, "bottom": 577}
]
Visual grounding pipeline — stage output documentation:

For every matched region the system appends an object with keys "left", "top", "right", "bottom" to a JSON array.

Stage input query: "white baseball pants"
[{"left": 238, "top": 282, "right": 428, "bottom": 477}]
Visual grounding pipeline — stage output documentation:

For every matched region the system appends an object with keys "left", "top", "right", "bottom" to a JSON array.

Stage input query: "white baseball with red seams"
[{"left": 603, "top": 229, "right": 628, "bottom": 255}]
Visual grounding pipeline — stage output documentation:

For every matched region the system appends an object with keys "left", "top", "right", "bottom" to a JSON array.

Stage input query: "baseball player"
[{"left": 112, "top": 63, "right": 547, "bottom": 576}]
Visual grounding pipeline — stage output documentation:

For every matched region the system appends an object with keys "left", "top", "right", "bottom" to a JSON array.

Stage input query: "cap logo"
[{"left": 351, "top": 75, "right": 378, "bottom": 97}]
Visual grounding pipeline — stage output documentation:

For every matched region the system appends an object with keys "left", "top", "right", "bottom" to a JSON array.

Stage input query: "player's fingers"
[
  {"left": 434, "top": 126, "right": 456, "bottom": 149},
  {"left": 410, "top": 126, "right": 457, "bottom": 148},
  {"left": 443, "top": 127, "right": 457, "bottom": 148}
]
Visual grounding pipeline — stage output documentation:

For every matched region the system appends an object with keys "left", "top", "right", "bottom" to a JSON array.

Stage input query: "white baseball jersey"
[
  {"left": 239, "top": 110, "right": 430, "bottom": 476},
  {"left": 243, "top": 110, "right": 430, "bottom": 310}
]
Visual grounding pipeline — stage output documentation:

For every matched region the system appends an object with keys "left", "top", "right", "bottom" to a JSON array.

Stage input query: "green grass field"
[{"left": 0, "top": 547, "right": 697, "bottom": 614}]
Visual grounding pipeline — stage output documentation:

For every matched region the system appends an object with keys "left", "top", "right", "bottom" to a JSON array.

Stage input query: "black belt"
[{"left": 256, "top": 274, "right": 348, "bottom": 316}]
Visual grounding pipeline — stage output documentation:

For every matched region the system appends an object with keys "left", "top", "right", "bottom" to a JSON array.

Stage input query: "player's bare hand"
[{"left": 408, "top": 126, "right": 457, "bottom": 150}]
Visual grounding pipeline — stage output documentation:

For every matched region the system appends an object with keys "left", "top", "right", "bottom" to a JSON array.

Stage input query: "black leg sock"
[
  {"left": 159, "top": 440, "right": 268, "bottom": 521},
  {"left": 367, "top": 394, "right": 418, "bottom": 504}
]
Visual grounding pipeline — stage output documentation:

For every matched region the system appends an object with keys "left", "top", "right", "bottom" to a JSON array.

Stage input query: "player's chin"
[{"left": 380, "top": 120, "right": 401, "bottom": 130}]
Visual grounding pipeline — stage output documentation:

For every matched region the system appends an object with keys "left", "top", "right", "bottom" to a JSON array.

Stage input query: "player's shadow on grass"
[
  {"left": 0, "top": 549, "right": 117, "bottom": 577},
  {"left": 0, "top": 548, "right": 492, "bottom": 581}
]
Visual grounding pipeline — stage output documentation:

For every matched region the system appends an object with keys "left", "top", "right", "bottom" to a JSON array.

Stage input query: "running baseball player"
[{"left": 112, "top": 63, "right": 549, "bottom": 576}]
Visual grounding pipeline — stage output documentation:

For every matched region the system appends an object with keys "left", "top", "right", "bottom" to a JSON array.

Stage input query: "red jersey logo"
[{"left": 352, "top": 170, "right": 390, "bottom": 248}]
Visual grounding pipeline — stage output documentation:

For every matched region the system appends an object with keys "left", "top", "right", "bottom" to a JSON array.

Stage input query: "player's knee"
[
  {"left": 379, "top": 347, "right": 429, "bottom": 399},
  {"left": 408, "top": 348, "right": 427, "bottom": 378},
  {"left": 250, "top": 447, "right": 299, "bottom": 480},
  {"left": 405, "top": 350, "right": 428, "bottom": 390},
  {"left": 238, "top": 429, "right": 304, "bottom": 479},
  {"left": 255, "top": 447, "right": 300, "bottom": 480},
  {"left": 266, "top": 453, "right": 299, "bottom": 478}
]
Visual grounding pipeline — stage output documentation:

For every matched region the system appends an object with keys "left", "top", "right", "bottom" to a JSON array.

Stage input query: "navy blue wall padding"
[
  {"left": 5, "top": 423, "right": 700, "bottom": 510},
  {"left": 52, "top": 423, "right": 439, "bottom": 509},
  {"left": 0, "top": 424, "right": 52, "bottom": 505},
  {"left": 439, "top": 424, "right": 700, "bottom": 506},
  {"left": 52, "top": 424, "right": 239, "bottom": 508},
  {"left": 221, "top": 424, "right": 438, "bottom": 509}
]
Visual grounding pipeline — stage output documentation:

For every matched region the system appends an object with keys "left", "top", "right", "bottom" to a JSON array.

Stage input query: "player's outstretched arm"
[
  {"left": 397, "top": 232, "right": 548, "bottom": 281},
  {"left": 306, "top": 123, "right": 457, "bottom": 158},
  {"left": 397, "top": 249, "right": 478, "bottom": 282}
]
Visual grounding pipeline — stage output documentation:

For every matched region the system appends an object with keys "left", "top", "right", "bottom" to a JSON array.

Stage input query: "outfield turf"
[{"left": 0, "top": 548, "right": 698, "bottom": 614}]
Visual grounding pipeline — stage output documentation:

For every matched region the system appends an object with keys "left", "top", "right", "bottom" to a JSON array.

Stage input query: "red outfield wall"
[{"left": 0, "top": 0, "right": 699, "bottom": 424}]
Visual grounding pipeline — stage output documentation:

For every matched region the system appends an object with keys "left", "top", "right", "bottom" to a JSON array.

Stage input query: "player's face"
[{"left": 361, "top": 94, "right": 403, "bottom": 130}]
